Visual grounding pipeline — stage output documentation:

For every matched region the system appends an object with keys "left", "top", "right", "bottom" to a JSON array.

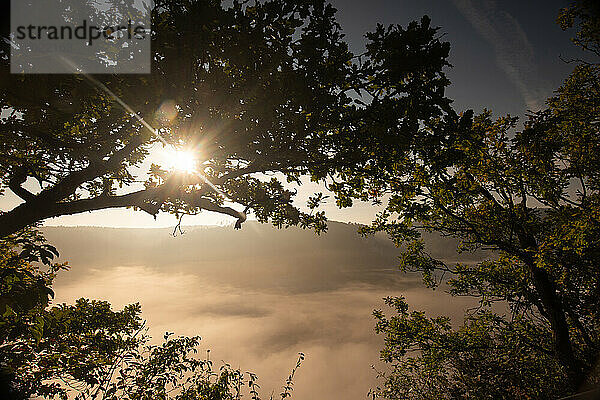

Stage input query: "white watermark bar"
[{"left": 10, "top": 0, "right": 153, "bottom": 74}]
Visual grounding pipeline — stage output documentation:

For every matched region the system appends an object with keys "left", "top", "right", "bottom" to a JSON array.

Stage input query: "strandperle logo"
[
  {"left": 14, "top": 19, "right": 148, "bottom": 46},
  {"left": 10, "top": 0, "right": 152, "bottom": 74}
]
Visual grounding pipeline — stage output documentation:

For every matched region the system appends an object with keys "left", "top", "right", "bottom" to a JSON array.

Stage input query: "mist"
[{"left": 43, "top": 222, "right": 478, "bottom": 399}]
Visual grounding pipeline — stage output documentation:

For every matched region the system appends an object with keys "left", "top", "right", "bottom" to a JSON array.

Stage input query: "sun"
[
  {"left": 171, "top": 149, "right": 198, "bottom": 173},
  {"left": 161, "top": 147, "right": 198, "bottom": 174}
]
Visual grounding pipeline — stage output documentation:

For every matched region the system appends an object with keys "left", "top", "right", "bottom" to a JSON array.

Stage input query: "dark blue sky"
[{"left": 330, "top": 0, "right": 577, "bottom": 116}]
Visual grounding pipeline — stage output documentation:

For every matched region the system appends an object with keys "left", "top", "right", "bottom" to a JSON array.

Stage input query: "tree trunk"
[
  {"left": 516, "top": 229, "right": 584, "bottom": 388},
  {"left": 530, "top": 265, "right": 584, "bottom": 387}
]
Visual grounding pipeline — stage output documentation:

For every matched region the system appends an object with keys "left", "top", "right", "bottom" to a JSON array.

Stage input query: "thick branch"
[
  {"left": 8, "top": 168, "right": 35, "bottom": 201},
  {"left": 0, "top": 148, "right": 272, "bottom": 238},
  {"left": 0, "top": 182, "right": 248, "bottom": 237}
]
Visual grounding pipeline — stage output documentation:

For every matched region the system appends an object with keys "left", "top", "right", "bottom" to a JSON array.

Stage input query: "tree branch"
[
  {"left": 8, "top": 167, "right": 36, "bottom": 201},
  {"left": 179, "top": 194, "right": 247, "bottom": 229}
]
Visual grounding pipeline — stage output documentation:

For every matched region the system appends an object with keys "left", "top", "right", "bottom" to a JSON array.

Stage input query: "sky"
[
  {"left": 1, "top": 0, "right": 578, "bottom": 228},
  {"left": 331, "top": 0, "right": 576, "bottom": 115}
]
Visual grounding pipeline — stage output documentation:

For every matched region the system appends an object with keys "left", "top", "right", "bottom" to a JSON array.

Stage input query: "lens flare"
[{"left": 156, "top": 100, "right": 179, "bottom": 124}]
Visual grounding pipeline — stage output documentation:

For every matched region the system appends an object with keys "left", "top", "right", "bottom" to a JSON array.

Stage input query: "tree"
[
  {"left": 1, "top": 1, "right": 455, "bottom": 397},
  {"left": 0, "top": 0, "right": 352, "bottom": 237},
  {"left": 335, "top": 2, "right": 600, "bottom": 398},
  {"left": 0, "top": 229, "right": 143, "bottom": 399},
  {"left": 0, "top": 0, "right": 457, "bottom": 239},
  {"left": 0, "top": 228, "right": 305, "bottom": 400}
]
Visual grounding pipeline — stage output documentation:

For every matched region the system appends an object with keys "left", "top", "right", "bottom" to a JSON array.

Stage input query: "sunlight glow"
[
  {"left": 69, "top": 62, "right": 228, "bottom": 201},
  {"left": 162, "top": 148, "right": 198, "bottom": 174}
]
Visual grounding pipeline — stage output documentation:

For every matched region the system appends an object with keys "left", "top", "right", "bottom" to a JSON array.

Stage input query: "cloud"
[{"left": 453, "top": 0, "right": 548, "bottom": 111}]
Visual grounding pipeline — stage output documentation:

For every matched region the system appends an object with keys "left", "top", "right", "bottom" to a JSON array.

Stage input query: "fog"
[{"left": 43, "top": 222, "right": 479, "bottom": 399}]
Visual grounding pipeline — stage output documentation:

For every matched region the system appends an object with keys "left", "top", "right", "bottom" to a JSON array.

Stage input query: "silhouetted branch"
[{"left": 172, "top": 215, "right": 185, "bottom": 237}]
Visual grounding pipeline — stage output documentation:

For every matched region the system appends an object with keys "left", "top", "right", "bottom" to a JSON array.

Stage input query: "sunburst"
[{"left": 161, "top": 147, "right": 198, "bottom": 174}]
